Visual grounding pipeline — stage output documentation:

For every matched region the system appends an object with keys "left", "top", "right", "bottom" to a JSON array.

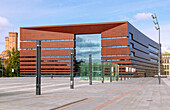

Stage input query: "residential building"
[
  {"left": 0, "top": 32, "right": 18, "bottom": 60},
  {"left": 162, "top": 52, "right": 170, "bottom": 75}
]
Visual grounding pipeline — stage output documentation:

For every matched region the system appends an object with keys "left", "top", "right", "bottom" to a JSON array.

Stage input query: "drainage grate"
[{"left": 146, "top": 100, "right": 152, "bottom": 101}]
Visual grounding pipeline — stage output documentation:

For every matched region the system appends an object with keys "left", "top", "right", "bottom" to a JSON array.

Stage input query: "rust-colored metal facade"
[{"left": 20, "top": 21, "right": 159, "bottom": 77}]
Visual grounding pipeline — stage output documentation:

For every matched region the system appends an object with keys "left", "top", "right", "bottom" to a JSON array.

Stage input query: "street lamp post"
[{"left": 151, "top": 13, "right": 161, "bottom": 84}]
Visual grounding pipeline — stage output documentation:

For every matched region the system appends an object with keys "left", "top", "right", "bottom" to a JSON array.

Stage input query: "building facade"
[
  {"left": 162, "top": 53, "right": 170, "bottom": 75},
  {"left": 20, "top": 21, "right": 159, "bottom": 77},
  {"left": 0, "top": 32, "right": 18, "bottom": 59},
  {"left": 5, "top": 32, "right": 18, "bottom": 51}
]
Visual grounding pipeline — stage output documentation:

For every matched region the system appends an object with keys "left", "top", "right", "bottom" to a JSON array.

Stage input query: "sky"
[{"left": 0, "top": 0, "right": 170, "bottom": 53}]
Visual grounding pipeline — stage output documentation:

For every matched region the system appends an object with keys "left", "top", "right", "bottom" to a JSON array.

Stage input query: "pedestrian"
[{"left": 51, "top": 74, "right": 53, "bottom": 79}]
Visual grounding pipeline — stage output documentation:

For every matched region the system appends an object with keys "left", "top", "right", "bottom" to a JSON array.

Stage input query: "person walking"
[{"left": 51, "top": 74, "right": 53, "bottom": 79}]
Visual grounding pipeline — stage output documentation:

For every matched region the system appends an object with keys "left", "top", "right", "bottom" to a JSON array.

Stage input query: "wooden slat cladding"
[
  {"left": 20, "top": 49, "right": 74, "bottom": 56},
  {"left": 101, "top": 47, "right": 130, "bottom": 55},
  {"left": 20, "top": 58, "right": 71, "bottom": 61},
  {"left": 102, "top": 56, "right": 131, "bottom": 60},
  {"left": 20, "top": 29, "right": 74, "bottom": 41},
  {"left": 101, "top": 38, "right": 129, "bottom": 47},
  {"left": 20, "top": 62, "right": 71, "bottom": 65},
  {"left": 21, "top": 22, "right": 127, "bottom": 34},
  {"left": 101, "top": 23, "right": 128, "bottom": 38},
  {"left": 20, "top": 41, "right": 74, "bottom": 49}
]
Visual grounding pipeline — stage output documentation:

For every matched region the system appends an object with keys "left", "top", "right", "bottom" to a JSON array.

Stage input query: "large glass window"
[{"left": 75, "top": 34, "right": 101, "bottom": 63}]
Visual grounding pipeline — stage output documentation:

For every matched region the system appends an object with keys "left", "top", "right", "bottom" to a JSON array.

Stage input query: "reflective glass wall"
[{"left": 75, "top": 34, "right": 101, "bottom": 63}]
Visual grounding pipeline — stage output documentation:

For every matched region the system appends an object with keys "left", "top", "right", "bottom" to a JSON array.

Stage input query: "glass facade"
[
  {"left": 80, "top": 62, "right": 119, "bottom": 81},
  {"left": 149, "top": 45, "right": 158, "bottom": 53},
  {"left": 75, "top": 34, "right": 101, "bottom": 63}
]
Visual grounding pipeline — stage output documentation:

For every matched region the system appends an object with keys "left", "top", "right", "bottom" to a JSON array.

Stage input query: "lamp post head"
[
  {"left": 151, "top": 14, "right": 156, "bottom": 19},
  {"left": 153, "top": 21, "right": 158, "bottom": 25},
  {"left": 155, "top": 26, "right": 160, "bottom": 30}
]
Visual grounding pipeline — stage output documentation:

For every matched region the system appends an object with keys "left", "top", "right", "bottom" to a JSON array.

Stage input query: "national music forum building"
[{"left": 20, "top": 21, "right": 159, "bottom": 77}]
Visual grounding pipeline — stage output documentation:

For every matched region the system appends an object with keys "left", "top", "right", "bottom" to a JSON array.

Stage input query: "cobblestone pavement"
[{"left": 0, "top": 77, "right": 170, "bottom": 110}]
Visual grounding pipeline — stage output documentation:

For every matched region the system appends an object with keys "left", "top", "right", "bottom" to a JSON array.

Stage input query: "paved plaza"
[{"left": 0, "top": 77, "right": 170, "bottom": 110}]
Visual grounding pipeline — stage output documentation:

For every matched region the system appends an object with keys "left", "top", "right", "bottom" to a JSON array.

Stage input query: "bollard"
[
  {"left": 101, "top": 60, "right": 104, "bottom": 83},
  {"left": 124, "top": 66, "right": 126, "bottom": 80},
  {"left": 110, "top": 61, "right": 112, "bottom": 82},
  {"left": 89, "top": 54, "right": 92, "bottom": 85},
  {"left": 116, "top": 75, "right": 118, "bottom": 81},
  {"left": 121, "top": 64, "right": 122, "bottom": 80},
  {"left": 116, "top": 64, "right": 118, "bottom": 81},
  {"left": 11, "top": 68, "right": 12, "bottom": 77},
  {"left": 70, "top": 50, "right": 74, "bottom": 89},
  {"left": 36, "top": 40, "right": 41, "bottom": 95}
]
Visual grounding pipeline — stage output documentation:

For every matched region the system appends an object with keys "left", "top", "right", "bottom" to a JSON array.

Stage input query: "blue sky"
[{"left": 0, "top": 0, "right": 170, "bottom": 53}]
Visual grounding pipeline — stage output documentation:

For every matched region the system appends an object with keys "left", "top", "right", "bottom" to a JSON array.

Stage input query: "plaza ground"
[{"left": 0, "top": 77, "right": 170, "bottom": 110}]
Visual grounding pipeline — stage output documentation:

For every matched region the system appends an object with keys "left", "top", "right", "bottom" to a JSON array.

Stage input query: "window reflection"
[{"left": 75, "top": 34, "right": 101, "bottom": 63}]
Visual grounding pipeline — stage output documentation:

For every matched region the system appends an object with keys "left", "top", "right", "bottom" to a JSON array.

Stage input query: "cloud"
[
  {"left": 162, "top": 46, "right": 170, "bottom": 53},
  {"left": 120, "top": 12, "right": 170, "bottom": 53},
  {"left": 134, "top": 13, "right": 152, "bottom": 21},
  {"left": 120, "top": 12, "right": 153, "bottom": 23},
  {"left": 140, "top": 23, "right": 170, "bottom": 53},
  {"left": 0, "top": 16, "right": 12, "bottom": 31},
  {"left": 119, "top": 16, "right": 134, "bottom": 22}
]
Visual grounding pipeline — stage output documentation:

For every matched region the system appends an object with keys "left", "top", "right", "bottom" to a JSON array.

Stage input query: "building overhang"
[{"left": 20, "top": 21, "right": 128, "bottom": 34}]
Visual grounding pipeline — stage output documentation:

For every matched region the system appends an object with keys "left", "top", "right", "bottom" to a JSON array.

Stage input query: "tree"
[
  {"left": 0, "top": 60, "right": 2, "bottom": 77},
  {"left": 5, "top": 49, "right": 20, "bottom": 77},
  {"left": 7, "top": 50, "right": 11, "bottom": 57}
]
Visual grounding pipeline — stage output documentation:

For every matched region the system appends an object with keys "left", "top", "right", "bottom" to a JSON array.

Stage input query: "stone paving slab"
[{"left": 0, "top": 77, "right": 170, "bottom": 110}]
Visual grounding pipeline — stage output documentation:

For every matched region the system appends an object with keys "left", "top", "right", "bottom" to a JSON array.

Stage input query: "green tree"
[
  {"left": 0, "top": 60, "right": 2, "bottom": 77},
  {"left": 5, "top": 49, "right": 20, "bottom": 77},
  {"left": 7, "top": 50, "right": 11, "bottom": 57}
]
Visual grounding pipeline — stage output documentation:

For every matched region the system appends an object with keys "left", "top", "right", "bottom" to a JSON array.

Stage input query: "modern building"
[
  {"left": 0, "top": 32, "right": 18, "bottom": 60},
  {"left": 20, "top": 21, "right": 159, "bottom": 77},
  {"left": 162, "top": 52, "right": 170, "bottom": 75}
]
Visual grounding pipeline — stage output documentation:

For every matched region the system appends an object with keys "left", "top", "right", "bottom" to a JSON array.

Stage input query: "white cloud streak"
[
  {"left": 120, "top": 13, "right": 153, "bottom": 23},
  {"left": 0, "top": 16, "right": 12, "bottom": 31},
  {"left": 134, "top": 13, "right": 152, "bottom": 21},
  {"left": 0, "top": 16, "right": 13, "bottom": 53},
  {"left": 140, "top": 23, "right": 170, "bottom": 53}
]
